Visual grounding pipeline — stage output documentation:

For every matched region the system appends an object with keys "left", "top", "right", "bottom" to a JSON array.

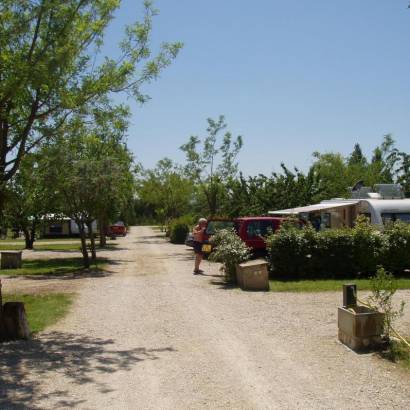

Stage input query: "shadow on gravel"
[
  {"left": 208, "top": 279, "right": 237, "bottom": 290},
  {"left": 134, "top": 239, "right": 166, "bottom": 245},
  {"left": 0, "top": 332, "right": 176, "bottom": 409},
  {"left": 30, "top": 246, "right": 128, "bottom": 254}
]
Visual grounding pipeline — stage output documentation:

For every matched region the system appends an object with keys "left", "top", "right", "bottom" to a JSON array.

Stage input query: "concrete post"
[{"left": 343, "top": 284, "right": 357, "bottom": 307}]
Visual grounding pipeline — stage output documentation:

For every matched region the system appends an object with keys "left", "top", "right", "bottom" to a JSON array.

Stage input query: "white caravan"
[{"left": 270, "top": 184, "right": 410, "bottom": 229}]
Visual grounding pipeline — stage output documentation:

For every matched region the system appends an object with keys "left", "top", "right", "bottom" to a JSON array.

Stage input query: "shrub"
[
  {"left": 367, "top": 266, "right": 405, "bottom": 339},
  {"left": 169, "top": 222, "right": 189, "bottom": 244},
  {"left": 314, "top": 228, "right": 355, "bottom": 278},
  {"left": 267, "top": 223, "right": 317, "bottom": 278},
  {"left": 267, "top": 217, "right": 410, "bottom": 279},
  {"left": 351, "top": 216, "right": 383, "bottom": 274},
  {"left": 209, "top": 229, "right": 251, "bottom": 282},
  {"left": 380, "top": 221, "right": 410, "bottom": 273},
  {"left": 168, "top": 215, "right": 195, "bottom": 244}
]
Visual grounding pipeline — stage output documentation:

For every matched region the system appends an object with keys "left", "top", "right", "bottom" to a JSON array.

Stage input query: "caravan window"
[{"left": 382, "top": 213, "right": 410, "bottom": 224}]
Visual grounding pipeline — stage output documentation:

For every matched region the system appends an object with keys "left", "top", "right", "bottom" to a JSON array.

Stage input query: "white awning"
[{"left": 269, "top": 201, "right": 359, "bottom": 215}]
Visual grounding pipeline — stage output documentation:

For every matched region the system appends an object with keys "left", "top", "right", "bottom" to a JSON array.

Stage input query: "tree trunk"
[
  {"left": 29, "top": 219, "right": 37, "bottom": 248},
  {"left": 98, "top": 218, "right": 107, "bottom": 248},
  {"left": 78, "top": 223, "right": 90, "bottom": 268},
  {"left": 87, "top": 221, "right": 97, "bottom": 261},
  {"left": 23, "top": 220, "right": 36, "bottom": 250},
  {"left": 23, "top": 228, "right": 33, "bottom": 250}
]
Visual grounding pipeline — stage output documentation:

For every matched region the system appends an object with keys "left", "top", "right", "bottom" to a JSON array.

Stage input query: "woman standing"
[{"left": 192, "top": 218, "right": 207, "bottom": 274}]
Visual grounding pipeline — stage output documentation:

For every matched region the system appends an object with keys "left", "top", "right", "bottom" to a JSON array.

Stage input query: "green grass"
[
  {"left": 0, "top": 242, "right": 117, "bottom": 252},
  {"left": 3, "top": 293, "right": 74, "bottom": 334},
  {"left": 0, "top": 257, "right": 107, "bottom": 276},
  {"left": 269, "top": 278, "right": 410, "bottom": 292}
]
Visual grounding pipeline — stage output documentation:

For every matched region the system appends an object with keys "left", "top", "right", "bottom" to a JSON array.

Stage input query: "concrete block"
[
  {"left": 236, "top": 259, "right": 269, "bottom": 291},
  {"left": 338, "top": 306, "right": 384, "bottom": 351}
]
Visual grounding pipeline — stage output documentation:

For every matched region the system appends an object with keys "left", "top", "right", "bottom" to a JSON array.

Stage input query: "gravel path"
[{"left": 0, "top": 226, "right": 409, "bottom": 409}]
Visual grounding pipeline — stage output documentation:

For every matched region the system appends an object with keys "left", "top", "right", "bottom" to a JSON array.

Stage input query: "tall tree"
[
  {"left": 39, "top": 112, "right": 135, "bottom": 267},
  {"left": 136, "top": 158, "right": 194, "bottom": 224},
  {"left": 180, "top": 116, "right": 243, "bottom": 215},
  {"left": 0, "top": 0, "right": 181, "bottom": 221},
  {"left": 4, "top": 153, "right": 51, "bottom": 249},
  {"left": 348, "top": 143, "right": 367, "bottom": 167}
]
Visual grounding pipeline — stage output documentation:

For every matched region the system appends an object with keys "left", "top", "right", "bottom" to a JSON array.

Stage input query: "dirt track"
[{"left": 1, "top": 226, "right": 409, "bottom": 409}]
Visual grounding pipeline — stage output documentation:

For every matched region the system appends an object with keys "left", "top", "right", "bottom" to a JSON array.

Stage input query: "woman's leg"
[{"left": 194, "top": 252, "right": 203, "bottom": 272}]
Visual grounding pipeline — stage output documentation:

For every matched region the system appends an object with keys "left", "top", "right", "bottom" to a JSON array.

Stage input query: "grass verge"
[
  {"left": 3, "top": 293, "right": 74, "bottom": 334},
  {"left": 0, "top": 242, "right": 117, "bottom": 251},
  {"left": 0, "top": 257, "right": 107, "bottom": 276},
  {"left": 269, "top": 278, "right": 410, "bottom": 292}
]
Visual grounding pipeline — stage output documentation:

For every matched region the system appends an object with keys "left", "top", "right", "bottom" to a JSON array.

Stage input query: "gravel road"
[{"left": 1, "top": 226, "right": 409, "bottom": 409}]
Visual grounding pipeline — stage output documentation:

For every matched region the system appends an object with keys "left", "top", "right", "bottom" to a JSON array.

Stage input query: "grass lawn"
[
  {"left": 0, "top": 242, "right": 117, "bottom": 252},
  {"left": 3, "top": 293, "right": 74, "bottom": 334},
  {"left": 0, "top": 257, "right": 107, "bottom": 276},
  {"left": 269, "top": 277, "right": 410, "bottom": 292}
]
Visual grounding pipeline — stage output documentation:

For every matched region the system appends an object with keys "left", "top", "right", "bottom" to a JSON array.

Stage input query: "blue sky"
[{"left": 103, "top": 0, "right": 410, "bottom": 175}]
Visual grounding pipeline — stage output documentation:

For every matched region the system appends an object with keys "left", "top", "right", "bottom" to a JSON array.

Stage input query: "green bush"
[
  {"left": 168, "top": 215, "right": 194, "bottom": 244},
  {"left": 209, "top": 229, "right": 251, "bottom": 282},
  {"left": 380, "top": 222, "right": 410, "bottom": 273},
  {"left": 267, "top": 223, "right": 316, "bottom": 277},
  {"left": 267, "top": 218, "right": 410, "bottom": 279},
  {"left": 169, "top": 223, "right": 189, "bottom": 244},
  {"left": 351, "top": 216, "right": 383, "bottom": 274},
  {"left": 314, "top": 228, "right": 356, "bottom": 277}
]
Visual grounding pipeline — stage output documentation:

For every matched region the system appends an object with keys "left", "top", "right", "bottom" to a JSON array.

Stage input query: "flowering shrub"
[{"left": 209, "top": 229, "right": 251, "bottom": 282}]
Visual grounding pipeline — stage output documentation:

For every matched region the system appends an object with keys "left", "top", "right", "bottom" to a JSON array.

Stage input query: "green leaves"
[
  {"left": 0, "top": 0, "right": 181, "bottom": 199},
  {"left": 209, "top": 229, "right": 251, "bottom": 281},
  {"left": 180, "top": 116, "right": 243, "bottom": 215}
]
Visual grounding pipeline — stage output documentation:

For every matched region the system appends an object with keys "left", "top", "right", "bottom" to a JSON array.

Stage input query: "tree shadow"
[
  {"left": 133, "top": 239, "right": 167, "bottom": 245},
  {"left": 208, "top": 279, "right": 237, "bottom": 290},
  {"left": 30, "top": 246, "right": 127, "bottom": 254},
  {"left": 0, "top": 332, "right": 176, "bottom": 409}
]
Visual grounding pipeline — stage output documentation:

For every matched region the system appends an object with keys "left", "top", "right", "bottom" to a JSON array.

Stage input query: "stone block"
[
  {"left": 236, "top": 259, "right": 269, "bottom": 291},
  {"left": 338, "top": 306, "right": 384, "bottom": 351}
]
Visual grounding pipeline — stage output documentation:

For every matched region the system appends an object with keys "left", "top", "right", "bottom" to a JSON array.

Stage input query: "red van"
[
  {"left": 199, "top": 216, "right": 286, "bottom": 255},
  {"left": 234, "top": 216, "right": 285, "bottom": 253}
]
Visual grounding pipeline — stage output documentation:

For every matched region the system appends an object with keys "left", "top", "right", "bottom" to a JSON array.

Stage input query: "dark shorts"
[{"left": 193, "top": 241, "right": 203, "bottom": 254}]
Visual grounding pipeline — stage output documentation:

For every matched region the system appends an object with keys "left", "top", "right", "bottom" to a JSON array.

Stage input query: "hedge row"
[{"left": 267, "top": 217, "right": 410, "bottom": 279}]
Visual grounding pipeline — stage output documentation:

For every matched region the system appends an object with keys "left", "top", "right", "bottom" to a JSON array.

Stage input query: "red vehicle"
[
  {"left": 234, "top": 216, "right": 285, "bottom": 253},
  {"left": 107, "top": 221, "right": 127, "bottom": 237},
  {"left": 200, "top": 216, "right": 286, "bottom": 255}
]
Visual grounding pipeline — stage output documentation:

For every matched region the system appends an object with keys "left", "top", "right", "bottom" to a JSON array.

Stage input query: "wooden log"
[{"left": 2, "top": 302, "right": 30, "bottom": 340}]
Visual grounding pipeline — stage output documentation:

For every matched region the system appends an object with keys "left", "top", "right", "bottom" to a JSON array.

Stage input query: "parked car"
[
  {"left": 186, "top": 216, "right": 302, "bottom": 255},
  {"left": 234, "top": 216, "right": 285, "bottom": 254},
  {"left": 107, "top": 221, "right": 127, "bottom": 237},
  {"left": 198, "top": 216, "right": 287, "bottom": 256}
]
